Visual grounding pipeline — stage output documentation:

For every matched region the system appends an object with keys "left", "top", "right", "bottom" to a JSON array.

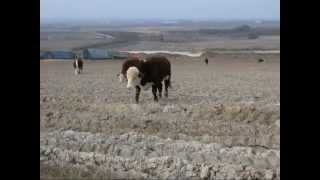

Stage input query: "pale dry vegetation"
[{"left": 40, "top": 53, "right": 279, "bottom": 179}]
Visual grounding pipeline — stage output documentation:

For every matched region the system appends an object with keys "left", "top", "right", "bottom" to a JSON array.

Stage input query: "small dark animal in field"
[
  {"left": 120, "top": 55, "right": 171, "bottom": 103},
  {"left": 204, "top": 57, "right": 209, "bottom": 65},
  {"left": 73, "top": 56, "right": 83, "bottom": 75},
  {"left": 258, "top": 58, "right": 265, "bottom": 63}
]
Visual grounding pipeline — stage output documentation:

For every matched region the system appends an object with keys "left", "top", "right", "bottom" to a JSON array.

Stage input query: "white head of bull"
[
  {"left": 126, "top": 67, "right": 153, "bottom": 90},
  {"left": 126, "top": 67, "right": 141, "bottom": 89}
]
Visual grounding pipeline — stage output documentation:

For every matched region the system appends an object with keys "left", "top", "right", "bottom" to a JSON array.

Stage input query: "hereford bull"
[
  {"left": 73, "top": 56, "right": 83, "bottom": 75},
  {"left": 118, "top": 57, "right": 145, "bottom": 103},
  {"left": 204, "top": 57, "right": 208, "bottom": 65},
  {"left": 125, "top": 55, "right": 171, "bottom": 103}
]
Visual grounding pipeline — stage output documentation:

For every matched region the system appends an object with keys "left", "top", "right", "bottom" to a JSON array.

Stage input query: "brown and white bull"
[
  {"left": 73, "top": 56, "right": 83, "bottom": 75},
  {"left": 118, "top": 56, "right": 171, "bottom": 103}
]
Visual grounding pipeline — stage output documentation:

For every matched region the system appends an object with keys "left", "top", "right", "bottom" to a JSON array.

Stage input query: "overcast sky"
[{"left": 40, "top": 0, "right": 279, "bottom": 20}]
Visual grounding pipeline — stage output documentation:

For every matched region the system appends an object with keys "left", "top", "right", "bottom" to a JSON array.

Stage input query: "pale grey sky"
[{"left": 40, "top": 0, "right": 279, "bottom": 20}]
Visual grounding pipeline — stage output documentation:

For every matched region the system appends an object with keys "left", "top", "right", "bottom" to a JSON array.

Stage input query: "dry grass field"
[{"left": 40, "top": 53, "right": 280, "bottom": 179}]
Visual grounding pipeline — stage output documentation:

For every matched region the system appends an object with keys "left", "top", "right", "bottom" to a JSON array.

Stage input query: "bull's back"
[{"left": 144, "top": 56, "right": 171, "bottom": 78}]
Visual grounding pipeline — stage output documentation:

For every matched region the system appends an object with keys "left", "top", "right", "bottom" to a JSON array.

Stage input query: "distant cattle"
[
  {"left": 73, "top": 56, "right": 83, "bottom": 75},
  {"left": 119, "top": 56, "right": 171, "bottom": 103},
  {"left": 204, "top": 57, "right": 208, "bottom": 65}
]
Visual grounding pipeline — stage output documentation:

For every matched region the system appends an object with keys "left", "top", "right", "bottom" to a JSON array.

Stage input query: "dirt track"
[{"left": 40, "top": 54, "right": 280, "bottom": 179}]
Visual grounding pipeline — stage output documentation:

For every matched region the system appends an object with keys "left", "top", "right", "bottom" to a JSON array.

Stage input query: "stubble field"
[{"left": 40, "top": 53, "right": 280, "bottom": 179}]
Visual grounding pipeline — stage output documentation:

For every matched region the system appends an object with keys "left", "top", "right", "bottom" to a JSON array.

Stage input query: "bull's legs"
[
  {"left": 157, "top": 82, "right": 162, "bottom": 98},
  {"left": 135, "top": 86, "right": 141, "bottom": 103},
  {"left": 152, "top": 85, "right": 158, "bottom": 102},
  {"left": 164, "top": 79, "right": 170, "bottom": 97}
]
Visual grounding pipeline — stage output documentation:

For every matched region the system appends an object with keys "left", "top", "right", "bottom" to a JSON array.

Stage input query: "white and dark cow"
[
  {"left": 124, "top": 55, "right": 171, "bottom": 103},
  {"left": 118, "top": 57, "right": 145, "bottom": 103},
  {"left": 73, "top": 56, "right": 83, "bottom": 75}
]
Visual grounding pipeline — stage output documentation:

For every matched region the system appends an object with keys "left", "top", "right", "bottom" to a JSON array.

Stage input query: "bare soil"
[{"left": 40, "top": 54, "right": 280, "bottom": 179}]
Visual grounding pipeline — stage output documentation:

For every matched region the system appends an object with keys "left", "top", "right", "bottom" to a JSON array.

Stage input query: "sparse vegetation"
[
  {"left": 40, "top": 53, "right": 280, "bottom": 179},
  {"left": 40, "top": 20, "right": 280, "bottom": 179}
]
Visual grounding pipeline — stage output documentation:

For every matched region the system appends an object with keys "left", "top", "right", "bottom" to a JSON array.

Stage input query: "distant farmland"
[{"left": 40, "top": 23, "right": 280, "bottom": 52}]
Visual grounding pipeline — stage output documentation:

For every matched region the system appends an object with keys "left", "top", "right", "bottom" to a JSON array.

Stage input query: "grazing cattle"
[
  {"left": 204, "top": 57, "right": 208, "bottom": 65},
  {"left": 258, "top": 58, "right": 265, "bottom": 63},
  {"left": 118, "top": 57, "right": 144, "bottom": 103},
  {"left": 73, "top": 56, "right": 83, "bottom": 75},
  {"left": 126, "top": 55, "right": 171, "bottom": 103}
]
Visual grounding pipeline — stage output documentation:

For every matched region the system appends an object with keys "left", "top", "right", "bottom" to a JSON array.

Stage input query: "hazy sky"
[{"left": 40, "top": 0, "right": 279, "bottom": 20}]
